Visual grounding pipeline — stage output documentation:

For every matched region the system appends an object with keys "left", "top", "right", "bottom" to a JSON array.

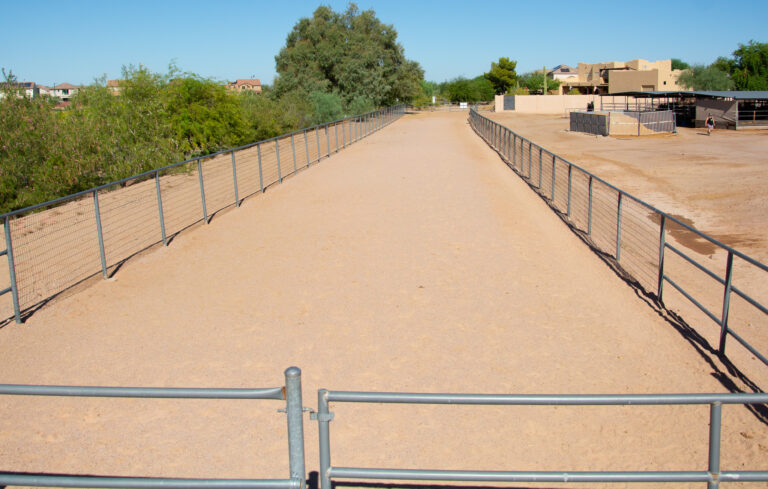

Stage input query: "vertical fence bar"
[
  {"left": 335, "top": 122, "right": 339, "bottom": 153},
  {"left": 538, "top": 148, "right": 543, "bottom": 189},
  {"left": 718, "top": 252, "right": 734, "bottom": 353},
  {"left": 197, "top": 159, "right": 209, "bottom": 223},
  {"left": 616, "top": 192, "right": 623, "bottom": 261},
  {"left": 588, "top": 175, "right": 593, "bottom": 235},
  {"left": 92, "top": 190, "right": 108, "bottom": 278},
  {"left": 551, "top": 155, "right": 556, "bottom": 201},
  {"left": 305, "top": 130, "right": 310, "bottom": 168},
  {"left": 231, "top": 151, "right": 240, "bottom": 207},
  {"left": 513, "top": 134, "right": 517, "bottom": 168},
  {"left": 325, "top": 125, "right": 331, "bottom": 158},
  {"left": 519, "top": 137, "right": 524, "bottom": 171},
  {"left": 154, "top": 171, "right": 167, "bottom": 246},
  {"left": 291, "top": 134, "right": 297, "bottom": 174},
  {"left": 657, "top": 214, "right": 667, "bottom": 303},
  {"left": 275, "top": 139, "right": 282, "bottom": 184},
  {"left": 284, "top": 367, "right": 306, "bottom": 489},
  {"left": 342, "top": 120, "right": 346, "bottom": 148},
  {"left": 318, "top": 389, "right": 332, "bottom": 489},
  {"left": 708, "top": 402, "right": 722, "bottom": 489},
  {"left": 567, "top": 165, "right": 573, "bottom": 217},
  {"left": 527, "top": 141, "right": 532, "bottom": 177},
  {"left": 315, "top": 127, "right": 321, "bottom": 161},
  {"left": 257, "top": 144, "right": 264, "bottom": 193},
  {"left": 4, "top": 216, "right": 22, "bottom": 323}
]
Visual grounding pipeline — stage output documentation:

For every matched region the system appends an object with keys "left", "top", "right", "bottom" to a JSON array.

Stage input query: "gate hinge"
[{"left": 310, "top": 412, "right": 334, "bottom": 422}]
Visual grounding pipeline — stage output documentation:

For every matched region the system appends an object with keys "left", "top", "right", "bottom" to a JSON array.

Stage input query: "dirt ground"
[
  {"left": 1, "top": 112, "right": 767, "bottom": 487},
  {"left": 487, "top": 112, "right": 768, "bottom": 262}
]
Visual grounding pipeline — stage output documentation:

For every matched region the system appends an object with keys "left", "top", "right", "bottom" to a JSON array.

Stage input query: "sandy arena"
[{"left": 0, "top": 112, "right": 766, "bottom": 487}]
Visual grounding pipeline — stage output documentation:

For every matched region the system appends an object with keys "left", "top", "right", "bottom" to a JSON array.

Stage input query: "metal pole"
[
  {"left": 315, "top": 127, "right": 320, "bottom": 162},
  {"left": 291, "top": 134, "right": 297, "bottom": 174},
  {"left": 154, "top": 171, "right": 167, "bottom": 246},
  {"left": 92, "top": 190, "right": 108, "bottom": 278},
  {"left": 334, "top": 122, "right": 339, "bottom": 153},
  {"left": 257, "top": 144, "right": 264, "bottom": 193},
  {"left": 657, "top": 215, "right": 667, "bottom": 303},
  {"left": 275, "top": 139, "right": 282, "bottom": 184},
  {"left": 527, "top": 141, "right": 531, "bottom": 177},
  {"left": 708, "top": 402, "right": 722, "bottom": 489},
  {"left": 318, "top": 389, "right": 332, "bottom": 489},
  {"left": 538, "top": 148, "right": 543, "bottom": 189},
  {"left": 567, "top": 165, "right": 573, "bottom": 217},
  {"left": 4, "top": 216, "right": 22, "bottom": 323},
  {"left": 284, "top": 367, "right": 306, "bottom": 489},
  {"left": 305, "top": 130, "right": 310, "bottom": 168},
  {"left": 197, "top": 159, "right": 209, "bottom": 223},
  {"left": 231, "top": 151, "right": 240, "bottom": 207},
  {"left": 325, "top": 125, "right": 330, "bottom": 158},
  {"left": 513, "top": 134, "right": 517, "bottom": 168},
  {"left": 616, "top": 192, "right": 623, "bottom": 261},
  {"left": 342, "top": 120, "right": 346, "bottom": 148},
  {"left": 718, "top": 252, "right": 734, "bottom": 354},
  {"left": 588, "top": 176, "right": 593, "bottom": 235}
]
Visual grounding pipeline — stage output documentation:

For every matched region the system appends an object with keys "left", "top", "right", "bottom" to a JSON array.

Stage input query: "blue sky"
[{"left": 3, "top": 0, "right": 767, "bottom": 87}]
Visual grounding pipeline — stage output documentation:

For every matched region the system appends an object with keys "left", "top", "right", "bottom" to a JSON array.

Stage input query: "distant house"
[
  {"left": 37, "top": 84, "right": 52, "bottom": 96},
  {"left": 107, "top": 79, "right": 122, "bottom": 95},
  {"left": 0, "top": 81, "right": 39, "bottom": 99},
  {"left": 227, "top": 78, "right": 262, "bottom": 93},
  {"left": 51, "top": 83, "right": 80, "bottom": 101},
  {"left": 560, "top": 59, "right": 688, "bottom": 95},
  {"left": 548, "top": 65, "right": 578, "bottom": 81}
]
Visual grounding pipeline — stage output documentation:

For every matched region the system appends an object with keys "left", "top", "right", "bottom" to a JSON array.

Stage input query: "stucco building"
[
  {"left": 559, "top": 59, "right": 687, "bottom": 94},
  {"left": 227, "top": 79, "right": 262, "bottom": 93}
]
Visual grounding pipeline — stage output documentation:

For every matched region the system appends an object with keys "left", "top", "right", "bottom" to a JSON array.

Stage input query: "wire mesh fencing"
[
  {"left": 0, "top": 106, "right": 406, "bottom": 324},
  {"left": 469, "top": 108, "right": 768, "bottom": 375}
]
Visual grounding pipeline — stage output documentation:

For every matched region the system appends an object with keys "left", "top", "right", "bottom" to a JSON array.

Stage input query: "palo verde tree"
[
  {"left": 483, "top": 57, "right": 517, "bottom": 95},
  {"left": 273, "top": 4, "right": 424, "bottom": 109}
]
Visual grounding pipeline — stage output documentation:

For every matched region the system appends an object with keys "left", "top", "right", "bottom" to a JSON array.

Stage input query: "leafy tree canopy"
[
  {"left": 484, "top": 57, "right": 517, "bottom": 95},
  {"left": 439, "top": 76, "right": 494, "bottom": 103},
  {"left": 274, "top": 4, "right": 424, "bottom": 106},
  {"left": 517, "top": 72, "right": 561, "bottom": 94},
  {"left": 671, "top": 58, "right": 690, "bottom": 70},
  {"left": 678, "top": 65, "right": 735, "bottom": 91},
  {"left": 729, "top": 40, "right": 768, "bottom": 90}
]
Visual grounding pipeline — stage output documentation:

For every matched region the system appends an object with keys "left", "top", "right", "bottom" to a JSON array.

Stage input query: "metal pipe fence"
[
  {"left": 316, "top": 389, "right": 768, "bottom": 489},
  {"left": 468, "top": 108, "right": 768, "bottom": 369},
  {"left": 0, "top": 105, "right": 406, "bottom": 324},
  {"left": 0, "top": 367, "right": 306, "bottom": 489}
]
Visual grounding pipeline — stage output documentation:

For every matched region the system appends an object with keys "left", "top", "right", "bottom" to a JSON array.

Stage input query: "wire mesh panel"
[
  {"left": 569, "top": 167, "right": 591, "bottom": 233},
  {"left": 259, "top": 142, "right": 280, "bottom": 189},
  {"left": 552, "top": 157, "right": 570, "bottom": 215},
  {"left": 200, "top": 153, "right": 237, "bottom": 217},
  {"left": 158, "top": 162, "right": 204, "bottom": 238},
  {"left": 98, "top": 177, "right": 162, "bottom": 269},
  {"left": 277, "top": 136, "right": 294, "bottom": 179},
  {"left": 10, "top": 195, "right": 101, "bottom": 310},
  {"left": 586, "top": 178, "right": 619, "bottom": 257},
  {"left": 618, "top": 198, "right": 661, "bottom": 291},
  {"left": 233, "top": 145, "right": 262, "bottom": 199}
]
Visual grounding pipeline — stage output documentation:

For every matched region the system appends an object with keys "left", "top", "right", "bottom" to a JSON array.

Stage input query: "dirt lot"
[
  {"left": 0, "top": 112, "right": 766, "bottom": 487},
  {"left": 488, "top": 112, "right": 768, "bottom": 261}
]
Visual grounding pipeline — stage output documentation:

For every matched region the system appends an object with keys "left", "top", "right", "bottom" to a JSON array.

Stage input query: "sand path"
[{"left": 1, "top": 112, "right": 766, "bottom": 485}]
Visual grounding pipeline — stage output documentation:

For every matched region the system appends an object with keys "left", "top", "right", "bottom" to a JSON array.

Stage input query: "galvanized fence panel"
[
  {"left": 0, "top": 106, "right": 405, "bottom": 323},
  {"left": 0, "top": 367, "right": 306, "bottom": 489},
  {"left": 468, "top": 108, "right": 768, "bottom": 370}
]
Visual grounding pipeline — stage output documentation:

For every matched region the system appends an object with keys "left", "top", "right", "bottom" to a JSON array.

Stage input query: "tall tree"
[
  {"left": 678, "top": 65, "right": 735, "bottom": 91},
  {"left": 729, "top": 40, "right": 768, "bottom": 90},
  {"left": 484, "top": 57, "right": 517, "bottom": 95},
  {"left": 671, "top": 58, "right": 690, "bottom": 70},
  {"left": 274, "top": 4, "right": 424, "bottom": 107}
]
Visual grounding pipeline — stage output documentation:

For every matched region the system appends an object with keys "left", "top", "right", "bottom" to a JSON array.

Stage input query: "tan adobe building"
[
  {"left": 560, "top": 59, "right": 687, "bottom": 94},
  {"left": 107, "top": 79, "right": 122, "bottom": 95},
  {"left": 227, "top": 78, "right": 262, "bottom": 93}
]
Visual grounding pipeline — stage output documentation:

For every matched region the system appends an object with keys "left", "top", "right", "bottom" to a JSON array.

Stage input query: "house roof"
[
  {"left": 107, "top": 80, "right": 121, "bottom": 87},
  {"left": 231, "top": 78, "right": 261, "bottom": 86},
  {"left": 550, "top": 64, "right": 575, "bottom": 74},
  {"left": 53, "top": 83, "right": 79, "bottom": 89}
]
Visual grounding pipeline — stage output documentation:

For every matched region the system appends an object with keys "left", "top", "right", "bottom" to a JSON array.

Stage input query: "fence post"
[
  {"left": 4, "top": 216, "right": 22, "bottom": 323},
  {"left": 197, "top": 159, "right": 209, "bottom": 223},
  {"left": 318, "top": 389, "right": 332, "bottom": 489},
  {"left": 527, "top": 141, "right": 532, "bottom": 177},
  {"left": 588, "top": 176, "right": 593, "bottom": 235},
  {"left": 718, "top": 252, "right": 734, "bottom": 354},
  {"left": 513, "top": 134, "right": 517, "bottom": 167},
  {"left": 91, "top": 190, "right": 109, "bottom": 279},
  {"left": 538, "top": 148, "right": 543, "bottom": 189},
  {"left": 154, "top": 171, "right": 167, "bottom": 246},
  {"left": 315, "top": 127, "right": 321, "bottom": 162},
  {"left": 284, "top": 367, "right": 306, "bottom": 489},
  {"left": 275, "top": 139, "right": 282, "bottom": 184},
  {"left": 616, "top": 192, "right": 623, "bottom": 261},
  {"left": 567, "top": 165, "right": 573, "bottom": 217},
  {"left": 231, "top": 151, "right": 240, "bottom": 207},
  {"left": 257, "top": 144, "right": 264, "bottom": 193},
  {"left": 708, "top": 402, "right": 722, "bottom": 489},
  {"left": 342, "top": 120, "right": 346, "bottom": 149},
  {"left": 291, "top": 134, "right": 297, "bottom": 174},
  {"left": 551, "top": 155, "right": 556, "bottom": 201},
  {"left": 334, "top": 122, "right": 339, "bottom": 153},
  {"left": 325, "top": 125, "right": 331, "bottom": 158},
  {"left": 305, "top": 130, "right": 310, "bottom": 168},
  {"left": 519, "top": 137, "right": 524, "bottom": 171},
  {"left": 657, "top": 215, "right": 667, "bottom": 303}
]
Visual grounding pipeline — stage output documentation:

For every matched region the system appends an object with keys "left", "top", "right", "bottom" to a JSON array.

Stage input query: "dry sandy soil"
[{"left": 0, "top": 112, "right": 766, "bottom": 487}]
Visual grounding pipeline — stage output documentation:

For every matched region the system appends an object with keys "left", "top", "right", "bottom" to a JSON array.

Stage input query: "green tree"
[
  {"left": 517, "top": 72, "right": 561, "bottom": 94},
  {"left": 678, "top": 65, "right": 735, "bottom": 90},
  {"left": 729, "top": 40, "right": 768, "bottom": 90},
  {"left": 439, "top": 76, "right": 494, "bottom": 103},
  {"left": 274, "top": 4, "right": 424, "bottom": 106},
  {"left": 671, "top": 58, "right": 690, "bottom": 70},
  {"left": 484, "top": 57, "right": 517, "bottom": 95}
]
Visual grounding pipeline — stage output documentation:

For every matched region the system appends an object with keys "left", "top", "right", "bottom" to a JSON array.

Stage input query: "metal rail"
[
  {"left": 0, "top": 367, "right": 307, "bottom": 489},
  {"left": 467, "top": 108, "right": 767, "bottom": 368},
  {"left": 317, "top": 389, "right": 768, "bottom": 489}
]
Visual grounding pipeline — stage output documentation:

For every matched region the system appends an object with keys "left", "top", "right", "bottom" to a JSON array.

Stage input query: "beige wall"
[
  {"left": 609, "top": 70, "right": 659, "bottom": 93},
  {"left": 695, "top": 99, "right": 738, "bottom": 126},
  {"left": 496, "top": 94, "right": 601, "bottom": 114}
]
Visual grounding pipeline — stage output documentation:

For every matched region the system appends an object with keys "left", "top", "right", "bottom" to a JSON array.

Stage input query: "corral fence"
[
  {"left": 316, "top": 389, "right": 768, "bottom": 489},
  {"left": 570, "top": 110, "right": 676, "bottom": 136},
  {"left": 468, "top": 108, "right": 768, "bottom": 369},
  {"left": 0, "top": 367, "right": 307, "bottom": 489},
  {"left": 0, "top": 105, "right": 406, "bottom": 324}
]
